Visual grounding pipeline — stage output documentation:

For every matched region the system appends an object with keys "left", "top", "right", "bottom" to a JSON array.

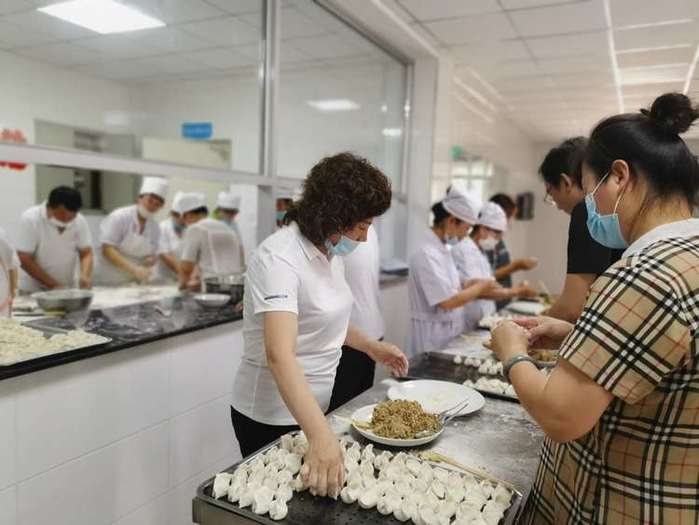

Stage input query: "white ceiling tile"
[
  {"left": 483, "top": 59, "right": 543, "bottom": 79},
  {"left": 4, "top": 10, "right": 94, "bottom": 39},
  {"left": 73, "top": 34, "right": 161, "bottom": 59},
  {"left": 121, "top": 0, "right": 225, "bottom": 23},
  {"left": 0, "top": 0, "right": 32, "bottom": 15},
  {"left": 422, "top": 13, "right": 516, "bottom": 45},
  {"left": 180, "top": 16, "right": 261, "bottom": 46},
  {"left": 538, "top": 55, "right": 611, "bottom": 74},
  {"left": 397, "top": 0, "right": 500, "bottom": 21},
  {"left": 204, "top": 0, "right": 263, "bottom": 15},
  {"left": 526, "top": 30, "right": 608, "bottom": 59},
  {"left": 501, "top": 0, "right": 584, "bottom": 8},
  {"left": 14, "top": 42, "right": 104, "bottom": 65},
  {"left": 279, "top": 7, "right": 333, "bottom": 39},
  {"left": 182, "top": 47, "right": 258, "bottom": 69},
  {"left": 620, "top": 64, "right": 688, "bottom": 85},
  {"left": 610, "top": 0, "right": 699, "bottom": 28},
  {"left": 449, "top": 40, "right": 530, "bottom": 64},
  {"left": 125, "top": 27, "right": 211, "bottom": 53},
  {"left": 615, "top": 21, "right": 699, "bottom": 51},
  {"left": 617, "top": 46, "right": 695, "bottom": 68},
  {"left": 285, "top": 34, "right": 365, "bottom": 59},
  {"left": 132, "top": 54, "right": 211, "bottom": 74},
  {"left": 0, "top": 20, "right": 57, "bottom": 48},
  {"left": 509, "top": 0, "right": 606, "bottom": 37},
  {"left": 74, "top": 59, "right": 163, "bottom": 80}
]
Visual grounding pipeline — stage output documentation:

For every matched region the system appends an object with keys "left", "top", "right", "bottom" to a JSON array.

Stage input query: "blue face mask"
[
  {"left": 172, "top": 219, "right": 185, "bottom": 234},
  {"left": 220, "top": 217, "right": 232, "bottom": 227},
  {"left": 324, "top": 235, "right": 360, "bottom": 256},
  {"left": 445, "top": 235, "right": 460, "bottom": 246},
  {"left": 276, "top": 211, "right": 286, "bottom": 222},
  {"left": 585, "top": 172, "right": 627, "bottom": 249}
]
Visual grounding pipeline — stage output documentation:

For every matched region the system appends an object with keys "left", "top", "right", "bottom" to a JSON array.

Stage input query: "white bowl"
[
  {"left": 193, "top": 293, "right": 230, "bottom": 309},
  {"left": 350, "top": 404, "right": 444, "bottom": 447}
]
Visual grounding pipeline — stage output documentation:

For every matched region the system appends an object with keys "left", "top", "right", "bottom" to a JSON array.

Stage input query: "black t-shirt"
[{"left": 567, "top": 201, "right": 624, "bottom": 275}]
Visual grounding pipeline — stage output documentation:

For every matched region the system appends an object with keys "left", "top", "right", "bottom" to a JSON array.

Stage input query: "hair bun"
[{"left": 641, "top": 93, "right": 699, "bottom": 136}]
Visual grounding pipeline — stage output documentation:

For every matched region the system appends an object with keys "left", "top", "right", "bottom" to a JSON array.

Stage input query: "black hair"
[
  {"left": 185, "top": 206, "right": 208, "bottom": 216},
  {"left": 584, "top": 93, "right": 699, "bottom": 204},
  {"left": 47, "top": 186, "right": 82, "bottom": 212},
  {"left": 431, "top": 201, "right": 463, "bottom": 227},
  {"left": 489, "top": 193, "right": 516, "bottom": 217},
  {"left": 539, "top": 137, "right": 587, "bottom": 188}
]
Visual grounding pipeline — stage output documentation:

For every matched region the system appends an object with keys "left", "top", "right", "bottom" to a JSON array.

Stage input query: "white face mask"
[
  {"left": 49, "top": 217, "right": 71, "bottom": 229},
  {"left": 478, "top": 237, "right": 498, "bottom": 251},
  {"left": 137, "top": 204, "right": 155, "bottom": 219}
]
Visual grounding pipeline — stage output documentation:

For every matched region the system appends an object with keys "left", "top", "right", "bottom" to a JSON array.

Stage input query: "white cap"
[
  {"left": 178, "top": 192, "right": 206, "bottom": 214},
  {"left": 140, "top": 177, "right": 169, "bottom": 200},
  {"left": 217, "top": 191, "right": 240, "bottom": 210},
  {"left": 171, "top": 191, "right": 185, "bottom": 214},
  {"left": 442, "top": 186, "right": 480, "bottom": 223},
  {"left": 276, "top": 188, "right": 294, "bottom": 200},
  {"left": 477, "top": 202, "right": 508, "bottom": 232}
]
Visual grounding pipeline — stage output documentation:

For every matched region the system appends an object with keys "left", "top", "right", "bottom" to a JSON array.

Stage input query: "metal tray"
[
  {"left": 405, "top": 352, "right": 519, "bottom": 403},
  {"left": 194, "top": 435, "right": 524, "bottom": 525}
]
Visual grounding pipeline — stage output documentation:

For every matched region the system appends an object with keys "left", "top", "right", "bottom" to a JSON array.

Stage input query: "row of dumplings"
[
  {"left": 463, "top": 377, "right": 517, "bottom": 398},
  {"left": 452, "top": 355, "right": 503, "bottom": 377}
]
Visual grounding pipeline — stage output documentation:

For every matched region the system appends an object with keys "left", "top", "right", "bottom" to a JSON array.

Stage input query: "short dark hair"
[
  {"left": 185, "top": 206, "right": 208, "bottom": 217},
  {"left": 539, "top": 137, "right": 587, "bottom": 188},
  {"left": 285, "top": 152, "right": 392, "bottom": 246},
  {"left": 584, "top": 93, "right": 699, "bottom": 205},
  {"left": 47, "top": 186, "right": 82, "bottom": 212},
  {"left": 489, "top": 193, "right": 516, "bottom": 217},
  {"left": 431, "top": 201, "right": 463, "bottom": 227}
]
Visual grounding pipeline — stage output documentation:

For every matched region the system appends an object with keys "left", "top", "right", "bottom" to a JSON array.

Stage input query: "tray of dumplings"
[{"left": 198, "top": 432, "right": 522, "bottom": 525}]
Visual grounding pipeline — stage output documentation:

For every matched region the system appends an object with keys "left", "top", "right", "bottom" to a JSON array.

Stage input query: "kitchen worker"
[
  {"left": 275, "top": 190, "right": 293, "bottom": 227},
  {"left": 231, "top": 152, "right": 408, "bottom": 499},
  {"left": 16, "top": 186, "right": 93, "bottom": 292},
  {"left": 156, "top": 191, "right": 186, "bottom": 282},
  {"left": 491, "top": 92, "right": 699, "bottom": 524},
  {"left": 96, "top": 176, "right": 168, "bottom": 285},
  {"left": 0, "top": 228, "right": 18, "bottom": 317},
  {"left": 452, "top": 202, "right": 538, "bottom": 331},
  {"left": 328, "top": 223, "right": 383, "bottom": 410},
  {"left": 214, "top": 191, "right": 245, "bottom": 265},
  {"left": 408, "top": 187, "right": 496, "bottom": 356},
  {"left": 540, "top": 137, "right": 624, "bottom": 322},
  {"left": 178, "top": 192, "right": 244, "bottom": 291}
]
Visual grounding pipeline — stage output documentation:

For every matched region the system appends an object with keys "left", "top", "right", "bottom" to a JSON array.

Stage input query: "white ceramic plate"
[
  {"left": 506, "top": 300, "right": 546, "bottom": 316},
  {"left": 387, "top": 380, "right": 485, "bottom": 416},
  {"left": 350, "top": 404, "right": 444, "bottom": 447}
]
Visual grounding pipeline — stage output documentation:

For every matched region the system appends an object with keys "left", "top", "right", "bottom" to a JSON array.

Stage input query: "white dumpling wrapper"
[
  {"left": 269, "top": 499, "right": 288, "bottom": 521},
  {"left": 227, "top": 479, "right": 246, "bottom": 503},
  {"left": 481, "top": 500, "right": 508, "bottom": 525},
  {"left": 456, "top": 502, "right": 482, "bottom": 522},
  {"left": 395, "top": 480, "right": 412, "bottom": 497},
  {"left": 360, "top": 460, "right": 375, "bottom": 478},
  {"left": 212, "top": 473, "right": 232, "bottom": 499},
  {"left": 238, "top": 488, "right": 255, "bottom": 508},
  {"left": 280, "top": 433, "right": 294, "bottom": 452},
  {"left": 340, "top": 486, "right": 361, "bottom": 504},
  {"left": 284, "top": 453, "right": 302, "bottom": 475},
  {"left": 252, "top": 486, "right": 275, "bottom": 515},
  {"left": 430, "top": 479, "right": 446, "bottom": 499},
  {"left": 263, "top": 477, "right": 279, "bottom": 492},
  {"left": 395, "top": 498, "right": 416, "bottom": 522},
  {"left": 361, "top": 443, "right": 375, "bottom": 462},
  {"left": 374, "top": 452, "right": 391, "bottom": 470},
  {"left": 493, "top": 483, "right": 512, "bottom": 506},
  {"left": 292, "top": 474, "right": 305, "bottom": 492},
  {"left": 377, "top": 479, "right": 394, "bottom": 496},
  {"left": 358, "top": 487, "right": 379, "bottom": 509},
  {"left": 433, "top": 468, "right": 449, "bottom": 484},
  {"left": 275, "top": 484, "right": 293, "bottom": 503},
  {"left": 405, "top": 458, "right": 422, "bottom": 476},
  {"left": 413, "top": 477, "right": 429, "bottom": 494},
  {"left": 438, "top": 500, "right": 457, "bottom": 519},
  {"left": 377, "top": 492, "right": 401, "bottom": 515}
]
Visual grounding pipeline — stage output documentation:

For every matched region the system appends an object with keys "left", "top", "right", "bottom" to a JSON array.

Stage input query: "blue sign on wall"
[{"left": 182, "top": 122, "right": 213, "bottom": 140}]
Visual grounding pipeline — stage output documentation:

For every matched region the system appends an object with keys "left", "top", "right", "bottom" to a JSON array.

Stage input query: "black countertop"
[{"left": 0, "top": 296, "right": 242, "bottom": 381}]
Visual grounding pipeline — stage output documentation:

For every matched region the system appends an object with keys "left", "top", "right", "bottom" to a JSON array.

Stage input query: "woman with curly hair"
[{"left": 232, "top": 152, "right": 408, "bottom": 498}]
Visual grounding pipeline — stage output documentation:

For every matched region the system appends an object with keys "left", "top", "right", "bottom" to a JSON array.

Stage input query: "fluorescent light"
[
  {"left": 617, "top": 44, "right": 693, "bottom": 55},
  {"left": 603, "top": 0, "right": 624, "bottom": 113},
  {"left": 683, "top": 44, "right": 699, "bottom": 94},
  {"left": 615, "top": 18, "right": 694, "bottom": 31},
  {"left": 38, "top": 0, "right": 165, "bottom": 34},
  {"left": 382, "top": 128, "right": 402, "bottom": 137},
  {"left": 306, "top": 99, "right": 360, "bottom": 112}
]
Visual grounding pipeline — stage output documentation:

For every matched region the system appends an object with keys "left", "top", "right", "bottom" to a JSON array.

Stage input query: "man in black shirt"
[{"left": 540, "top": 137, "right": 623, "bottom": 322}]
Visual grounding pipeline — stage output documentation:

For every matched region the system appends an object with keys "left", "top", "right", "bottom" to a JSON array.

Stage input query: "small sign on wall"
[
  {"left": 182, "top": 122, "right": 213, "bottom": 140},
  {"left": 0, "top": 128, "right": 27, "bottom": 171},
  {"left": 516, "top": 192, "right": 534, "bottom": 220}
]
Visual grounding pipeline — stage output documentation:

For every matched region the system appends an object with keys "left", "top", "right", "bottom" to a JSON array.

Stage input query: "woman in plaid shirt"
[{"left": 491, "top": 93, "right": 699, "bottom": 524}]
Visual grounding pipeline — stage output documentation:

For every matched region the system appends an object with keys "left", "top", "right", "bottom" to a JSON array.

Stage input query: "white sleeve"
[
  {"left": 15, "top": 214, "right": 38, "bottom": 254},
  {"left": 100, "top": 212, "right": 126, "bottom": 247},
  {"left": 157, "top": 224, "right": 172, "bottom": 254},
  {"left": 452, "top": 243, "right": 479, "bottom": 281},
  {"left": 180, "top": 227, "right": 202, "bottom": 263},
  {"left": 76, "top": 216, "right": 92, "bottom": 250},
  {"left": 247, "top": 253, "right": 299, "bottom": 315}
]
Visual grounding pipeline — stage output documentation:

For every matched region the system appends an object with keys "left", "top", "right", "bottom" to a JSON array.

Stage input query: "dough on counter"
[{"left": 269, "top": 499, "right": 288, "bottom": 521}]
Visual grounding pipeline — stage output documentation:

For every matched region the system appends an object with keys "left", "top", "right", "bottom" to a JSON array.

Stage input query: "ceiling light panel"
[
  {"left": 38, "top": 0, "right": 165, "bottom": 34},
  {"left": 615, "top": 20, "right": 699, "bottom": 51},
  {"left": 508, "top": 0, "right": 606, "bottom": 37},
  {"left": 307, "top": 99, "right": 360, "bottom": 112},
  {"left": 617, "top": 46, "right": 696, "bottom": 68}
]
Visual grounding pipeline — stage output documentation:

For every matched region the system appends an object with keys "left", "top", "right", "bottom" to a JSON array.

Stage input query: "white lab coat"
[
  {"left": 0, "top": 228, "right": 17, "bottom": 318},
  {"left": 15, "top": 204, "right": 92, "bottom": 293},
  {"left": 451, "top": 237, "right": 496, "bottom": 331},
  {"left": 407, "top": 230, "right": 464, "bottom": 357},
  {"left": 96, "top": 205, "right": 160, "bottom": 285},
  {"left": 155, "top": 219, "right": 184, "bottom": 282}
]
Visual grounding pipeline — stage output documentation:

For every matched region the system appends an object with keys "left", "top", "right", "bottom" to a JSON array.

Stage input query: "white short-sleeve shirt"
[
  {"left": 180, "top": 218, "right": 242, "bottom": 276},
  {"left": 451, "top": 236, "right": 496, "bottom": 331},
  {"left": 99, "top": 205, "right": 160, "bottom": 251},
  {"left": 343, "top": 225, "right": 384, "bottom": 339},
  {"left": 0, "top": 228, "right": 17, "bottom": 270},
  {"left": 16, "top": 204, "right": 92, "bottom": 292},
  {"left": 155, "top": 218, "right": 184, "bottom": 280},
  {"left": 232, "top": 222, "right": 353, "bottom": 425}
]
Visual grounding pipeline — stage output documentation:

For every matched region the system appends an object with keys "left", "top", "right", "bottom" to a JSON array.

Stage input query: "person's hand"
[
  {"left": 132, "top": 265, "right": 151, "bottom": 283},
  {"left": 143, "top": 255, "right": 157, "bottom": 267},
  {"left": 514, "top": 281, "right": 538, "bottom": 299},
  {"left": 367, "top": 341, "right": 409, "bottom": 377},
  {"left": 515, "top": 316, "right": 573, "bottom": 349},
  {"left": 514, "top": 257, "right": 538, "bottom": 271},
  {"left": 301, "top": 429, "right": 345, "bottom": 498},
  {"left": 490, "top": 321, "right": 529, "bottom": 362},
  {"left": 79, "top": 275, "right": 92, "bottom": 289}
]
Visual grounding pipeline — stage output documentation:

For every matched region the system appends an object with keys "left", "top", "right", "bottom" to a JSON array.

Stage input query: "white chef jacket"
[
  {"left": 0, "top": 228, "right": 18, "bottom": 317},
  {"left": 343, "top": 225, "right": 384, "bottom": 339},
  {"left": 407, "top": 230, "right": 464, "bottom": 357},
  {"left": 16, "top": 204, "right": 92, "bottom": 293},
  {"left": 180, "top": 218, "right": 243, "bottom": 278},
  {"left": 452, "top": 236, "right": 496, "bottom": 331},
  {"left": 95, "top": 205, "right": 160, "bottom": 285},
  {"left": 155, "top": 218, "right": 184, "bottom": 281},
  {"left": 232, "top": 222, "right": 353, "bottom": 425}
]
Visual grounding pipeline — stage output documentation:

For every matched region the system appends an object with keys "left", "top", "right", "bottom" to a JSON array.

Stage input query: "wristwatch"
[{"left": 502, "top": 354, "right": 539, "bottom": 383}]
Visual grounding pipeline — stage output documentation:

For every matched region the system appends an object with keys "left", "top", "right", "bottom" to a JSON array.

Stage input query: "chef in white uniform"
[
  {"left": 214, "top": 191, "right": 245, "bottom": 265},
  {"left": 16, "top": 186, "right": 93, "bottom": 293},
  {"left": 452, "top": 202, "right": 538, "bottom": 330},
  {"left": 178, "top": 192, "right": 244, "bottom": 290},
  {"left": 96, "top": 177, "right": 168, "bottom": 285},
  {"left": 0, "top": 228, "right": 18, "bottom": 317},
  {"left": 408, "top": 187, "right": 496, "bottom": 356},
  {"left": 328, "top": 224, "right": 384, "bottom": 410},
  {"left": 156, "top": 191, "right": 186, "bottom": 282}
]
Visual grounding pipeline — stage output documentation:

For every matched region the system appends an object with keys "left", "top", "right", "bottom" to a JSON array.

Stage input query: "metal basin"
[
  {"left": 193, "top": 293, "right": 231, "bottom": 309},
  {"left": 203, "top": 274, "right": 244, "bottom": 304},
  {"left": 32, "top": 289, "right": 94, "bottom": 312}
]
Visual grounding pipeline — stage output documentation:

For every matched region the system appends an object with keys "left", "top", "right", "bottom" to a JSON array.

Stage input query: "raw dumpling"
[
  {"left": 284, "top": 453, "right": 302, "bottom": 475},
  {"left": 438, "top": 500, "right": 457, "bottom": 519},
  {"left": 493, "top": 483, "right": 512, "bottom": 506},
  {"left": 212, "top": 473, "right": 232, "bottom": 499},
  {"left": 433, "top": 468, "right": 449, "bottom": 484},
  {"left": 456, "top": 502, "right": 482, "bottom": 522},
  {"left": 462, "top": 473, "right": 478, "bottom": 491},
  {"left": 374, "top": 451, "right": 392, "bottom": 470},
  {"left": 394, "top": 480, "right": 412, "bottom": 497},
  {"left": 420, "top": 464, "right": 434, "bottom": 483},
  {"left": 292, "top": 474, "right": 305, "bottom": 492},
  {"left": 463, "top": 488, "right": 488, "bottom": 510},
  {"left": 360, "top": 460, "right": 375, "bottom": 479},
  {"left": 280, "top": 433, "right": 294, "bottom": 452},
  {"left": 447, "top": 485, "right": 466, "bottom": 504},
  {"left": 276, "top": 470, "right": 294, "bottom": 485},
  {"left": 238, "top": 487, "right": 255, "bottom": 508},
  {"left": 361, "top": 443, "right": 375, "bottom": 463},
  {"left": 347, "top": 471, "right": 363, "bottom": 490},
  {"left": 358, "top": 487, "right": 379, "bottom": 509},
  {"left": 453, "top": 354, "right": 463, "bottom": 364},
  {"left": 377, "top": 479, "right": 395, "bottom": 496},
  {"left": 418, "top": 504, "right": 439, "bottom": 525},
  {"left": 252, "top": 486, "right": 275, "bottom": 515},
  {"left": 406, "top": 458, "right": 422, "bottom": 477},
  {"left": 480, "top": 480, "right": 496, "bottom": 498},
  {"left": 426, "top": 492, "right": 441, "bottom": 509},
  {"left": 430, "top": 479, "right": 446, "bottom": 499},
  {"left": 269, "top": 499, "right": 288, "bottom": 521},
  {"left": 447, "top": 471, "right": 463, "bottom": 488},
  {"left": 395, "top": 498, "right": 417, "bottom": 523},
  {"left": 275, "top": 484, "right": 293, "bottom": 503},
  {"left": 413, "top": 477, "right": 429, "bottom": 493},
  {"left": 263, "top": 446, "right": 280, "bottom": 464},
  {"left": 340, "top": 486, "right": 361, "bottom": 504},
  {"left": 227, "top": 478, "right": 246, "bottom": 503},
  {"left": 377, "top": 492, "right": 401, "bottom": 515},
  {"left": 263, "top": 476, "right": 279, "bottom": 492},
  {"left": 249, "top": 457, "right": 265, "bottom": 472},
  {"left": 481, "top": 500, "right": 508, "bottom": 525},
  {"left": 381, "top": 464, "right": 402, "bottom": 481}
]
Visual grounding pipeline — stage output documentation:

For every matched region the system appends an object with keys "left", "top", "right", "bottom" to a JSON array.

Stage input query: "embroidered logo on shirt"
[{"left": 264, "top": 294, "right": 288, "bottom": 300}]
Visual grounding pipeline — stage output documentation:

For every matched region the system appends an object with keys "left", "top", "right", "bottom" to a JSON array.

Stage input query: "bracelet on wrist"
[{"left": 502, "top": 354, "right": 539, "bottom": 383}]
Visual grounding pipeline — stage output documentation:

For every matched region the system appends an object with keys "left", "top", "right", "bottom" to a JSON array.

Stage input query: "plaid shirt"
[{"left": 521, "top": 236, "right": 699, "bottom": 524}]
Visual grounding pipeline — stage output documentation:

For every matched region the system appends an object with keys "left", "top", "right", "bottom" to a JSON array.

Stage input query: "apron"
[
  {"left": 98, "top": 230, "right": 155, "bottom": 286},
  {"left": 0, "top": 259, "right": 11, "bottom": 318},
  {"left": 20, "top": 226, "right": 81, "bottom": 293}
]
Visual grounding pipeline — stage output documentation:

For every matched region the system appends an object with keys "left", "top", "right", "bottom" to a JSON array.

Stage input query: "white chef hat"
[
  {"left": 217, "top": 191, "right": 240, "bottom": 211},
  {"left": 178, "top": 192, "right": 207, "bottom": 214},
  {"left": 276, "top": 188, "right": 294, "bottom": 200},
  {"left": 477, "top": 202, "right": 508, "bottom": 232},
  {"left": 171, "top": 191, "right": 185, "bottom": 214},
  {"left": 442, "top": 186, "right": 481, "bottom": 223},
  {"left": 140, "top": 177, "right": 169, "bottom": 200}
]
